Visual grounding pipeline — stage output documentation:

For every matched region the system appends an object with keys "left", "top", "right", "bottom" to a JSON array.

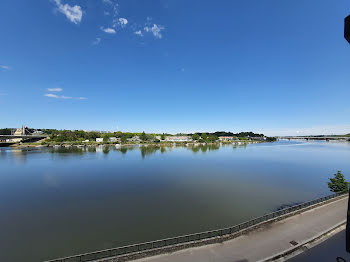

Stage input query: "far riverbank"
[{"left": 10, "top": 140, "right": 265, "bottom": 148}]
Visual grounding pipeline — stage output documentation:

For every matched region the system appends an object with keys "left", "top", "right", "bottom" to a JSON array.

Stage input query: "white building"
[
  {"left": 165, "top": 136, "right": 192, "bottom": 142},
  {"left": 96, "top": 138, "right": 103, "bottom": 143},
  {"left": 32, "top": 130, "right": 43, "bottom": 135},
  {"left": 109, "top": 137, "right": 120, "bottom": 142},
  {"left": 218, "top": 136, "right": 235, "bottom": 141},
  {"left": 127, "top": 136, "right": 141, "bottom": 142}
]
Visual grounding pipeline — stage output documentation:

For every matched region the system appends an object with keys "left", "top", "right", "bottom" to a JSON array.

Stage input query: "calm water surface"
[{"left": 1, "top": 140, "right": 350, "bottom": 262}]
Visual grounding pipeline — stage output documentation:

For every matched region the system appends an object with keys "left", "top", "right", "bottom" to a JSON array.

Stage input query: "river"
[{"left": 0, "top": 140, "right": 349, "bottom": 262}]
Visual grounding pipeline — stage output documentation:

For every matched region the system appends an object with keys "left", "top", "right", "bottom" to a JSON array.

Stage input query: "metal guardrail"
[{"left": 45, "top": 192, "right": 345, "bottom": 262}]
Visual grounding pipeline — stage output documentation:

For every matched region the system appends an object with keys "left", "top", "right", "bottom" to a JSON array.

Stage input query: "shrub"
[{"left": 328, "top": 171, "right": 348, "bottom": 193}]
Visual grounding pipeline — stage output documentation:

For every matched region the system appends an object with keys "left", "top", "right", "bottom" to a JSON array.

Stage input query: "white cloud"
[
  {"left": 47, "top": 88, "right": 63, "bottom": 92},
  {"left": 119, "top": 18, "right": 128, "bottom": 26},
  {"left": 144, "top": 24, "right": 164, "bottom": 39},
  {"left": 112, "top": 17, "right": 127, "bottom": 28},
  {"left": 53, "top": 0, "right": 83, "bottom": 24},
  {"left": 44, "top": 94, "right": 86, "bottom": 100},
  {"left": 45, "top": 93, "right": 59, "bottom": 98},
  {"left": 45, "top": 94, "right": 72, "bottom": 99},
  {"left": 0, "top": 65, "right": 10, "bottom": 70},
  {"left": 104, "top": 11, "right": 110, "bottom": 16},
  {"left": 101, "top": 27, "right": 116, "bottom": 34},
  {"left": 92, "top": 37, "right": 101, "bottom": 45},
  {"left": 134, "top": 30, "right": 143, "bottom": 36}
]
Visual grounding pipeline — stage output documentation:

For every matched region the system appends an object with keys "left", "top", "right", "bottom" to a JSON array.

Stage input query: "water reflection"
[
  {"left": 50, "top": 146, "right": 84, "bottom": 154},
  {"left": 140, "top": 146, "right": 160, "bottom": 159},
  {"left": 88, "top": 146, "right": 96, "bottom": 153},
  {"left": 187, "top": 144, "right": 220, "bottom": 154},
  {"left": 103, "top": 147, "right": 110, "bottom": 154},
  {"left": 13, "top": 143, "right": 247, "bottom": 158},
  {"left": 11, "top": 149, "right": 27, "bottom": 164},
  {"left": 160, "top": 147, "right": 167, "bottom": 154},
  {"left": 1, "top": 141, "right": 350, "bottom": 262}
]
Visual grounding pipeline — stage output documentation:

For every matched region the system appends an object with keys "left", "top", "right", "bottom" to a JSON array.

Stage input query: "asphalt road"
[{"left": 288, "top": 230, "right": 350, "bottom": 262}]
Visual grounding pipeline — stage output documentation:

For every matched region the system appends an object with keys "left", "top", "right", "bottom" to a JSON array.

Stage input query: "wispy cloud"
[
  {"left": 0, "top": 93, "right": 7, "bottom": 96},
  {"left": 92, "top": 37, "right": 101, "bottom": 45},
  {"left": 47, "top": 88, "right": 63, "bottom": 92},
  {"left": 98, "top": 2, "right": 164, "bottom": 40},
  {"left": 102, "top": 0, "right": 113, "bottom": 4},
  {"left": 144, "top": 24, "right": 165, "bottom": 39},
  {"left": 44, "top": 94, "right": 87, "bottom": 100},
  {"left": 0, "top": 65, "right": 11, "bottom": 70},
  {"left": 101, "top": 27, "right": 116, "bottom": 34},
  {"left": 45, "top": 94, "right": 60, "bottom": 99},
  {"left": 44, "top": 93, "right": 72, "bottom": 99},
  {"left": 53, "top": 0, "right": 83, "bottom": 24},
  {"left": 134, "top": 30, "right": 143, "bottom": 36}
]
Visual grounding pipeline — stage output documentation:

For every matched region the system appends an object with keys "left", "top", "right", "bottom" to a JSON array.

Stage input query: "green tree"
[
  {"left": 103, "top": 134, "right": 110, "bottom": 142},
  {"left": 140, "top": 131, "right": 147, "bottom": 141},
  {"left": 0, "top": 128, "right": 12, "bottom": 135},
  {"left": 208, "top": 135, "right": 218, "bottom": 142},
  {"left": 115, "top": 131, "right": 123, "bottom": 138},
  {"left": 161, "top": 133, "right": 166, "bottom": 140},
  {"left": 201, "top": 133, "right": 208, "bottom": 141},
  {"left": 328, "top": 171, "right": 348, "bottom": 193},
  {"left": 121, "top": 135, "right": 128, "bottom": 143},
  {"left": 192, "top": 133, "right": 200, "bottom": 141}
]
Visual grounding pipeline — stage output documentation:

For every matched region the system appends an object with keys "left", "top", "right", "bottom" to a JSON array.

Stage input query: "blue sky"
[{"left": 0, "top": 0, "right": 350, "bottom": 135}]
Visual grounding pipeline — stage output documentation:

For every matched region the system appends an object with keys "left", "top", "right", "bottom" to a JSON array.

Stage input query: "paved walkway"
[{"left": 133, "top": 196, "right": 348, "bottom": 262}]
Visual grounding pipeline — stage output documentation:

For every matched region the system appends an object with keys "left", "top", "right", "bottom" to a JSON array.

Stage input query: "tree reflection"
[
  {"left": 103, "top": 146, "right": 110, "bottom": 154},
  {"left": 50, "top": 147, "right": 84, "bottom": 154},
  {"left": 140, "top": 146, "right": 160, "bottom": 159},
  {"left": 160, "top": 147, "right": 167, "bottom": 154},
  {"left": 88, "top": 146, "right": 96, "bottom": 153}
]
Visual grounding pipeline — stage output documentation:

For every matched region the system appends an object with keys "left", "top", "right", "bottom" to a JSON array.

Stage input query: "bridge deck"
[{"left": 0, "top": 135, "right": 48, "bottom": 139}]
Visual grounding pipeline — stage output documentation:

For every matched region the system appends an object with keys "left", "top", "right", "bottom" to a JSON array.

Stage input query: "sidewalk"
[{"left": 132, "top": 196, "right": 348, "bottom": 262}]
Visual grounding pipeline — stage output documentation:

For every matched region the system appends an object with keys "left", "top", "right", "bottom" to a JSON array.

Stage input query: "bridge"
[
  {"left": 278, "top": 136, "right": 350, "bottom": 141},
  {"left": 0, "top": 126, "right": 48, "bottom": 146},
  {"left": 0, "top": 135, "right": 48, "bottom": 139}
]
